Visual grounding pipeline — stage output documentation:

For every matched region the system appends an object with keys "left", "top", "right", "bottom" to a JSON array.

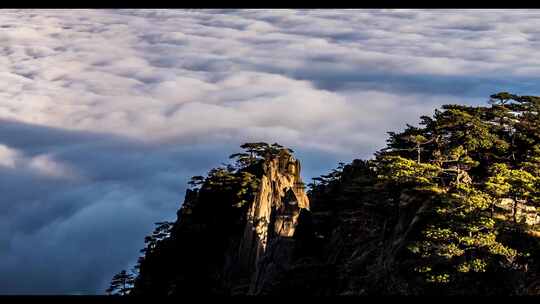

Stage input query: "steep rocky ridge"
[{"left": 131, "top": 148, "right": 311, "bottom": 295}]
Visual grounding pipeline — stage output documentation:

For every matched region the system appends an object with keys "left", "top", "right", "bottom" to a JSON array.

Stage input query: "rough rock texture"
[{"left": 237, "top": 150, "right": 309, "bottom": 294}]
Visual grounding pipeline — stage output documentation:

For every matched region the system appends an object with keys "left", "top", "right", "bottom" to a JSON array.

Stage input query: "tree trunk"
[
  {"left": 456, "top": 166, "right": 461, "bottom": 186},
  {"left": 513, "top": 197, "right": 518, "bottom": 223}
]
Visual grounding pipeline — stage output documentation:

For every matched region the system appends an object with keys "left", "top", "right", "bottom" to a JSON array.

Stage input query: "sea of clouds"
[{"left": 1, "top": 9, "right": 540, "bottom": 294}]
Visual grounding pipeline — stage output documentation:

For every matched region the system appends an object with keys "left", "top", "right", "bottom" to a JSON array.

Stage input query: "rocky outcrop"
[
  {"left": 131, "top": 148, "right": 310, "bottom": 296},
  {"left": 242, "top": 150, "right": 309, "bottom": 294},
  {"left": 226, "top": 149, "right": 310, "bottom": 294}
]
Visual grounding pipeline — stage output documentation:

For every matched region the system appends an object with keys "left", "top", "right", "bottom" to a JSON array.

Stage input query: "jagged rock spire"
[{"left": 236, "top": 149, "right": 309, "bottom": 294}]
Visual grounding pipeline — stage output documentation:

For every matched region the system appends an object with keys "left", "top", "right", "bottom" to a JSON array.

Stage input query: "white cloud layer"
[
  {"left": 3, "top": 9, "right": 540, "bottom": 154},
  {"left": 1, "top": 9, "right": 540, "bottom": 294}
]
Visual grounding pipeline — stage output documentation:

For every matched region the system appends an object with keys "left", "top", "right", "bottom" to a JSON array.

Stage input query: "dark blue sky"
[{"left": 1, "top": 9, "right": 540, "bottom": 294}]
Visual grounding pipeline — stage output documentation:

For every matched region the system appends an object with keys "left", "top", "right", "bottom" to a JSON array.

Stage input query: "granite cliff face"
[
  {"left": 131, "top": 149, "right": 312, "bottom": 295},
  {"left": 237, "top": 150, "right": 309, "bottom": 294}
]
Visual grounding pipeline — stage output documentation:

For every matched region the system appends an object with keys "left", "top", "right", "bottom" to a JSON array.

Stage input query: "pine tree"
[
  {"left": 140, "top": 221, "right": 173, "bottom": 255},
  {"left": 407, "top": 184, "right": 517, "bottom": 287},
  {"left": 106, "top": 270, "right": 135, "bottom": 295},
  {"left": 376, "top": 155, "right": 441, "bottom": 193}
]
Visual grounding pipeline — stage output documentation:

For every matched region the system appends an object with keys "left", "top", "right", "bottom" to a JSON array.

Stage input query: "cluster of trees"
[
  {"left": 228, "top": 142, "right": 293, "bottom": 169},
  {"left": 305, "top": 92, "right": 540, "bottom": 293},
  {"left": 184, "top": 142, "right": 293, "bottom": 210},
  {"left": 368, "top": 93, "right": 540, "bottom": 290}
]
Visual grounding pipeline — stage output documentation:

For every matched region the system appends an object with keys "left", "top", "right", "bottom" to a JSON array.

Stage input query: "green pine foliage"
[{"left": 309, "top": 92, "right": 540, "bottom": 294}]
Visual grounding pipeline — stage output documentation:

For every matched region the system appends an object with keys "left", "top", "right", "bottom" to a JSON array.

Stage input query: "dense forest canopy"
[{"left": 108, "top": 93, "right": 540, "bottom": 295}]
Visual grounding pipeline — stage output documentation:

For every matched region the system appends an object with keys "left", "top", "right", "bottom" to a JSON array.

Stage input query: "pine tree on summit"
[{"left": 229, "top": 142, "right": 294, "bottom": 169}]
